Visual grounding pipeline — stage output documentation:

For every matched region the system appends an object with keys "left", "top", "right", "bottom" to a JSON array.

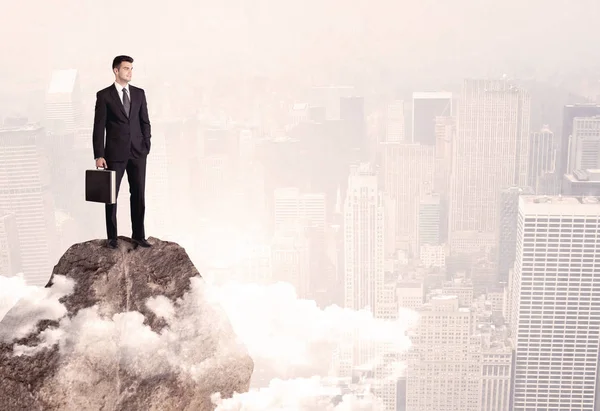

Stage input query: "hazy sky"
[{"left": 2, "top": 0, "right": 600, "bottom": 85}]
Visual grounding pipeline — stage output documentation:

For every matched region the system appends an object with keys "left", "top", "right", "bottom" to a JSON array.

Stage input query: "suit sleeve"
[
  {"left": 92, "top": 91, "right": 107, "bottom": 159},
  {"left": 140, "top": 90, "right": 151, "bottom": 151}
]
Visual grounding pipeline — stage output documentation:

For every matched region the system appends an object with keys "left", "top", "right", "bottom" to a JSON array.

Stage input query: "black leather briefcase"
[{"left": 85, "top": 167, "right": 116, "bottom": 204}]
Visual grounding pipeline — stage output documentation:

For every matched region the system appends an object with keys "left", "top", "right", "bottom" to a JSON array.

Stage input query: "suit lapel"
[
  {"left": 130, "top": 87, "right": 140, "bottom": 117},
  {"left": 109, "top": 85, "right": 129, "bottom": 119}
]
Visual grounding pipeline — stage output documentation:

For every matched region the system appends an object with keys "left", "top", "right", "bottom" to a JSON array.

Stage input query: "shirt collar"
[{"left": 114, "top": 82, "right": 130, "bottom": 93}]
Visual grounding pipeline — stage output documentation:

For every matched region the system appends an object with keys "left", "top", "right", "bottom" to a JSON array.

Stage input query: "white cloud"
[
  {"left": 211, "top": 376, "right": 385, "bottom": 411},
  {"left": 0, "top": 275, "right": 417, "bottom": 408},
  {"left": 0, "top": 274, "right": 75, "bottom": 343},
  {"left": 204, "top": 280, "right": 416, "bottom": 380}
]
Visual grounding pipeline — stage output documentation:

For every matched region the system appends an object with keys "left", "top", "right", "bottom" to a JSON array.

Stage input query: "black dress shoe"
[
  {"left": 108, "top": 239, "right": 118, "bottom": 249},
  {"left": 132, "top": 237, "right": 151, "bottom": 248}
]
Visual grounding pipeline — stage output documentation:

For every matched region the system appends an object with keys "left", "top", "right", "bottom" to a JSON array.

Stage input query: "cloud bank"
[{"left": 0, "top": 275, "right": 416, "bottom": 409}]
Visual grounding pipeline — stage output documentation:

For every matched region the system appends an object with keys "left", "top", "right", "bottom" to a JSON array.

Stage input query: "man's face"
[{"left": 114, "top": 62, "right": 133, "bottom": 83}]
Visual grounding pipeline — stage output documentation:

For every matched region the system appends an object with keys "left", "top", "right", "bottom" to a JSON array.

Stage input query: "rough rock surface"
[{"left": 0, "top": 236, "right": 253, "bottom": 411}]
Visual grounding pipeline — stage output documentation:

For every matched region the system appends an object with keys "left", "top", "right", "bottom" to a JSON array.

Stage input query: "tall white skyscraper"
[
  {"left": 449, "top": 79, "right": 531, "bottom": 252},
  {"left": 0, "top": 124, "right": 56, "bottom": 285},
  {"left": 343, "top": 163, "right": 385, "bottom": 314},
  {"left": 381, "top": 142, "right": 434, "bottom": 254},
  {"left": 510, "top": 195, "right": 600, "bottom": 411}
]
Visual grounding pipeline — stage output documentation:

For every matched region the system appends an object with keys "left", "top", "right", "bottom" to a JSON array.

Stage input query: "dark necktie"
[{"left": 122, "top": 88, "right": 130, "bottom": 117}]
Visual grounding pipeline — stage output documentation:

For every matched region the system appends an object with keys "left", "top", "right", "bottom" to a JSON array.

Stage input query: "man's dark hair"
[{"left": 112, "top": 55, "right": 134, "bottom": 70}]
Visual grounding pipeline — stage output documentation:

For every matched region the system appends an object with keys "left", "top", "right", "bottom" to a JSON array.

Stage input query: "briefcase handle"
[{"left": 96, "top": 166, "right": 107, "bottom": 170}]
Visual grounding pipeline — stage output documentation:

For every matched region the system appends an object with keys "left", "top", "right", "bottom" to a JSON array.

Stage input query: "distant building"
[
  {"left": 412, "top": 92, "right": 452, "bottom": 145},
  {"left": 0, "top": 211, "right": 21, "bottom": 277},
  {"left": 562, "top": 168, "right": 600, "bottom": 196},
  {"left": 559, "top": 104, "right": 600, "bottom": 178},
  {"left": 449, "top": 79, "right": 530, "bottom": 253},
  {"left": 45, "top": 68, "right": 83, "bottom": 134},
  {"left": 0, "top": 124, "right": 56, "bottom": 285}
]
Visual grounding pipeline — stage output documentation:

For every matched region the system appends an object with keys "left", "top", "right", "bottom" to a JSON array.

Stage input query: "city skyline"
[{"left": 2, "top": 2, "right": 600, "bottom": 408}]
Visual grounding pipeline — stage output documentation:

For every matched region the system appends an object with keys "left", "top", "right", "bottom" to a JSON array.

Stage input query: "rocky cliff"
[{"left": 0, "top": 236, "right": 253, "bottom": 411}]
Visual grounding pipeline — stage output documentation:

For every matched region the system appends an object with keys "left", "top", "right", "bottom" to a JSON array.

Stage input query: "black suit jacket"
[{"left": 92, "top": 84, "right": 151, "bottom": 161}]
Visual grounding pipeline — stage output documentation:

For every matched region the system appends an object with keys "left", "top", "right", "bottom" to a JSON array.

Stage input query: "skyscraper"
[
  {"left": 412, "top": 92, "right": 452, "bottom": 145},
  {"left": 567, "top": 116, "right": 600, "bottom": 174},
  {"left": 0, "top": 211, "right": 21, "bottom": 277},
  {"left": 449, "top": 79, "right": 530, "bottom": 253},
  {"left": 381, "top": 142, "right": 435, "bottom": 254},
  {"left": 406, "top": 296, "right": 481, "bottom": 411},
  {"left": 497, "top": 186, "right": 533, "bottom": 283},
  {"left": 528, "top": 125, "right": 556, "bottom": 194},
  {"left": 0, "top": 124, "right": 56, "bottom": 285},
  {"left": 559, "top": 104, "right": 600, "bottom": 178},
  {"left": 417, "top": 193, "right": 441, "bottom": 249},
  {"left": 45, "top": 69, "right": 83, "bottom": 134},
  {"left": 510, "top": 195, "right": 600, "bottom": 410},
  {"left": 274, "top": 187, "right": 326, "bottom": 299},
  {"left": 385, "top": 100, "right": 405, "bottom": 143},
  {"left": 343, "top": 163, "right": 385, "bottom": 314}
]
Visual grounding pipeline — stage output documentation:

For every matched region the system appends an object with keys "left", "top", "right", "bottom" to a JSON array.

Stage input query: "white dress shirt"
[{"left": 114, "top": 82, "right": 130, "bottom": 104}]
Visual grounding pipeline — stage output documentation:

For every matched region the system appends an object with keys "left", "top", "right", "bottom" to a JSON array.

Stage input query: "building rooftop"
[
  {"left": 0, "top": 123, "right": 42, "bottom": 133},
  {"left": 47, "top": 69, "right": 78, "bottom": 94},
  {"left": 565, "top": 169, "right": 600, "bottom": 182},
  {"left": 521, "top": 195, "right": 599, "bottom": 205},
  {"left": 519, "top": 195, "right": 600, "bottom": 215}
]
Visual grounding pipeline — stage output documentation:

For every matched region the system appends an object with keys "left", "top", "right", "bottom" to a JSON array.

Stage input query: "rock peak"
[{"left": 0, "top": 237, "right": 253, "bottom": 411}]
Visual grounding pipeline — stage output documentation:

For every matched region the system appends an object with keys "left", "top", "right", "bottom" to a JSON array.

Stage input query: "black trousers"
[{"left": 105, "top": 155, "right": 147, "bottom": 240}]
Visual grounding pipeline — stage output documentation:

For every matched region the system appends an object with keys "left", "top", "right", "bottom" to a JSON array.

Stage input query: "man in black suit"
[{"left": 92, "top": 55, "right": 152, "bottom": 249}]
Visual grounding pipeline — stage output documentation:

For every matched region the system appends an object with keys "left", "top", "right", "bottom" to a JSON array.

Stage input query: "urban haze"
[{"left": 1, "top": 0, "right": 600, "bottom": 410}]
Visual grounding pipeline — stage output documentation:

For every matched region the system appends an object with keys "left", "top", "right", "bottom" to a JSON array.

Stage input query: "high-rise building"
[
  {"left": 405, "top": 296, "right": 481, "bottom": 411},
  {"left": 406, "top": 295, "right": 512, "bottom": 411},
  {"left": 0, "top": 124, "right": 56, "bottom": 285},
  {"left": 412, "top": 92, "right": 452, "bottom": 145},
  {"left": 567, "top": 116, "right": 600, "bottom": 174},
  {"left": 481, "top": 345, "right": 512, "bottom": 411},
  {"left": 271, "top": 225, "right": 310, "bottom": 298},
  {"left": 434, "top": 116, "right": 454, "bottom": 242},
  {"left": 0, "top": 211, "right": 21, "bottom": 277},
  {"left": 528, "top": 125, "right": 556, "bottom": 194},
  {"left": 273, "top": 187, "right": 326, "bottom": 299},
  {"left": 418, "top": 193, "right": 441, "bottom": 250},
  {"left": 340, "top": 96, "right": 367, "bottom": 160},
  {"left": 45, "top": 69, "right": 83, "bottom": 134},
  {"left": 385, "top": 100, "right": 405, "bottom": 142},
  {"left": 563, "top": 169, "right": 600, "bottom": 196},
  {"left": 449, "top": 79, "right": 530, "bottom": 253},
  {"left": 509, "top": 195, "right": 600, "bottom": 411},
  {"left": 381, "top": 143, "right": 435, "bottom": 254},
  {"left": 497, "top": 186, "right": 533, "bottom": 283},
  {"left": 273, "top": 188, "right": 326, "bottom": 232},
  {"left": 559, "top": 104, "right": 600, "bottom": 178},
  {"left": 343, "top": 163, "right": 385, "bottom": 313},
  {"left": 309, "top": 85, "right": 354, "bottom": 120}
]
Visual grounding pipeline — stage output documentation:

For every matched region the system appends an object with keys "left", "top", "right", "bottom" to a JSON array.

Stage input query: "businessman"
[{"left": 92, "top": 55, "right": 152, "bottom": 249}]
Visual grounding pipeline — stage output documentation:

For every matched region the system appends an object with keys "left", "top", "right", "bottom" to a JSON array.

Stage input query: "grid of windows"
[{"left": 511, "top": 197, "right": 600, "bottom": 411}]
